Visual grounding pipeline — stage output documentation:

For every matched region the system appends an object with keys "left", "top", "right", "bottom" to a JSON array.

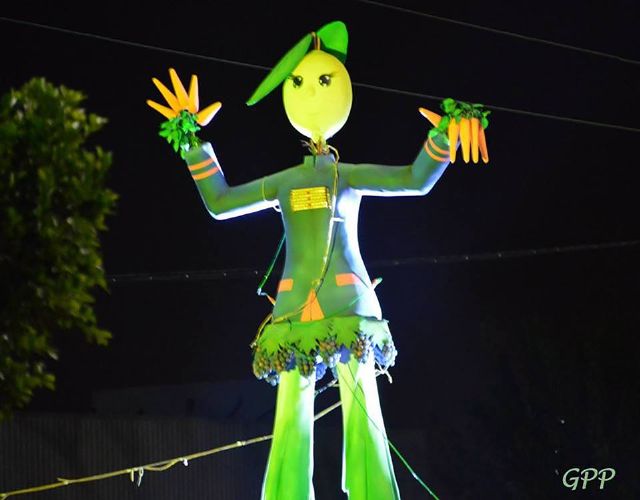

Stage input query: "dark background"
[{"left": 1, "top": 0, "right": 639, "bottom": 498}]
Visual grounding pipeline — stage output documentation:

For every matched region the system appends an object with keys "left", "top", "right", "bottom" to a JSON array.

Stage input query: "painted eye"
[
  {"left": 292, "top": 75, "right": 303, "bottom": 88},
  {"left": 318, "top": 74, "right": 332, "bottom": 86}
]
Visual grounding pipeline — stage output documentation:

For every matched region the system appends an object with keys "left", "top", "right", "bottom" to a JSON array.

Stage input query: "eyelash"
[{"left": 290, "top": 73, "right": 335, "bottom": 88}]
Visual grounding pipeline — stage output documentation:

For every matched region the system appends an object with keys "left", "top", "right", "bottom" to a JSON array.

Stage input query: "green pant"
[{"left": 261, "top": 356, "right": 400, "bottom": 499}]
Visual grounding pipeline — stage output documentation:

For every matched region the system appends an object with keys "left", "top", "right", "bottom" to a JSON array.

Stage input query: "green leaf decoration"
[
  {"left": 316, "top": 20, "right": 348, "bottom": 63},
  {"left": 246, "top": 33, "right": 313, "bottom": 106},
  {"left": 157, "top": 110, "right": 201, "bottom": 159},
  {"left": 437, "top": 97, "right": 491, "bottom": 129},
  {"left": 246, "top": 20, "right": 349, "bottom": 106},
  {"left": 441, "top": 98, "right": 457, "bottom": 114}
]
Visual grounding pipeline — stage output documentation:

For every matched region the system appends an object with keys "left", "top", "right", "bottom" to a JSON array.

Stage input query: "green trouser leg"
[
  {"left": 261, "top": 368, "right": 316, "bottom": 500},
  {"left": 336, "top": 357, "right": 401, "bottom": 500}
]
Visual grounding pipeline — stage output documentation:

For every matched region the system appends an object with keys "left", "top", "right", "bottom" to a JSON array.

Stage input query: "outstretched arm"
[
  {"left": 184, "top": 142, "right": 279, "bottom": 220},
  {"left": 346, "top": 132, "right": 451, "bottom": 197},
  {"left": 147, "top": 69, "right": 280, "bottom": 220}
]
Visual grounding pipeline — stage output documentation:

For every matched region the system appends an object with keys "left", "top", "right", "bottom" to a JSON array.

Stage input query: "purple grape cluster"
[
  {"left": 295, "top": 351, "right": 316, "bottom": 378},
  {"left": 264, "top": 372, "right": 280, "bottom": 386},
  {"left": 252, "top": 349, "right": 271, "bottom": 379},
  {"left": 350, "top": 333, "right": 373, "bottom": 363},
  {"left": 380, "top": 342, "right": 397, "bottom": 367},
  {"left": 274, "top": 348, "right": 294, "bottom": 373},
  {"left": 316, "top": 334, "right": 341, "bottom": 368}
]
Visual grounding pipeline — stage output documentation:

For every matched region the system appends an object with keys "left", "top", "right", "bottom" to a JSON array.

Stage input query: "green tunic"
[{"left": 184, "top": 138, "right": 449, "bottom": 385}]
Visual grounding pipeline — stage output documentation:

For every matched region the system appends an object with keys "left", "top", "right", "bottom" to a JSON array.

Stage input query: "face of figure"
[{"left": 282, "top": 50, "right": 352, "bottom": 143}]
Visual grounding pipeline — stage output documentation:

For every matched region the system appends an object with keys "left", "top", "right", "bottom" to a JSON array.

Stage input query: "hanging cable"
[
  {"left": 1, "top": 16, "right": 639, "bottom": 134},
  {"left": 256, "top": 233, "right": 286, "bottom": 302},
  {"left": 341, "top": 361, "right": 440, "bottom": 499},
  {"left": 106, "top": 239, "right": 640, "bottom": 284},
  {"left": 354, "top": 0, "right": 640, "bottom": 66}
]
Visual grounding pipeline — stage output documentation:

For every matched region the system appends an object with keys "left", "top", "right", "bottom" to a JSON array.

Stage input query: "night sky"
[{"left": 2, "top": 0, "right": 639, "bottom": 497}]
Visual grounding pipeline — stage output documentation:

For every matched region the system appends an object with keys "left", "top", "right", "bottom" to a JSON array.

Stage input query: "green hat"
[{"left": 246, "top": 20, "right": 348, "bottom": 106}]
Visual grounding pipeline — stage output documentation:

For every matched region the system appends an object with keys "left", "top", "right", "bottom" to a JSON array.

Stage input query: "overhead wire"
[
  {"left": 1, "top": 11, "right": 636, "bottom": 498},
  {"left": 354, "top": 0, "right": 640, "bottom": 66},
  {"left": 105, "top": 239, "right": 640, "bottom": 284},
  {"left": 1, "top": 16, "right": 639, "bottom": 134}
]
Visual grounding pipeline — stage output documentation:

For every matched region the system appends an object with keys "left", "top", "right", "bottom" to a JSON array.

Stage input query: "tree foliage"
[{"left": 0, "top": 78, "right": 117, "bottom": 420}]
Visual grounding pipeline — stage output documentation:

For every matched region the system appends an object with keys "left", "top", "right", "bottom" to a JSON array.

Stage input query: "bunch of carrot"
[{"left": 420, "top": 98, "right": 490, "bottom": 164}]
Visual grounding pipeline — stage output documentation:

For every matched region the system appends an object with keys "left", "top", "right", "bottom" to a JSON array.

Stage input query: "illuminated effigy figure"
[{"left": 147, "top": 20, "right": 488, "bottom": 500}]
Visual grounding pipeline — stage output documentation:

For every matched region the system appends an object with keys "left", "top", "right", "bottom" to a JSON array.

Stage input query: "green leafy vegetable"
[
  {"left": 158, "top": 110, "right": 202, "bottom": 159},
  {"left": 429, "top": 98, "right": 491, "bottom": 139}
]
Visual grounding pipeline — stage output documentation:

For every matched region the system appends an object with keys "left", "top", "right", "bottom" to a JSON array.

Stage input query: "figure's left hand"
[
  {"left": 419, "top": 99, "right": 490, "bottom": 164},
  {"left": 147, "top": 68, "right": 221, "bottom": 126}
]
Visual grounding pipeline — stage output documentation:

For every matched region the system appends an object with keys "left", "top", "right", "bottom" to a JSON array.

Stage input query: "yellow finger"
[
  {"left": 188, "top": 75, "right": 199, "bottom": 113},
  {"left": 169, "top": 68, "right": 191, "bottom": 110},
  {"left": 459, "top": 117, "right": 471, "bottom": 163},
  {"left": 418, "top": 107, "right": 442, "bottom": 128},
  {"left": 196, "top": 101, "right": 222, "bottom": 126},
  {"left": 152, "top": 78, "right": 181, "bottom": 112},
  {"left": 146, "top": 100, "right": 178, "bottom": 120},
  {"left": 471, "top": 117, "right": 480, "bottom": 163}
]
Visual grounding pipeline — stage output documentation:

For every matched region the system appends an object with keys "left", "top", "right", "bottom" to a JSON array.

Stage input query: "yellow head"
[{"left": 282, "top": 50, "right": 352, "bottom": 143}]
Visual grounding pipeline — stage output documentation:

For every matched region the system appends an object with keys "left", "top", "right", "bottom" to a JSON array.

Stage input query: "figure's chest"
[{"left": 277, "top": 167, "right": 339, "bottom": 215}]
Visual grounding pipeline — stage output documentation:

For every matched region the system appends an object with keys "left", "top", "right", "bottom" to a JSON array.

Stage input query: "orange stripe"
[
  {"left": 188, "top": 157, "right": 214, "bottom": 172},
  {"left": 336, "top": 273, "right": 358, "bottom": 286},
  {"left": 301, "top": 290, "right": 324, "bottom": 322},
  {"left": 424, "top": 141, "right": 448, "bottom": 163},
  {"left": 278, "top": 279, "right": 293, "bottom": 292},
  {"left": 428, "top": 136, "right": 449, "bottom": 156},
  {"left": 192, "top": 167, "right": 219, "bottom": 180}
]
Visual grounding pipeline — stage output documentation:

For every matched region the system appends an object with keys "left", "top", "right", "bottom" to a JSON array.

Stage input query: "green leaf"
[{"left": 441, "top": 98, "right": 457, "bottom": 114}]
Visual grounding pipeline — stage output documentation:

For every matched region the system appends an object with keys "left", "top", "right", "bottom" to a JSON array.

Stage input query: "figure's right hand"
[
  {"left": 146, "top": 68, "right": 221, "bottom": 126},
  {"left": 419, "top": 99, "right": 490, "bottom": 164}
]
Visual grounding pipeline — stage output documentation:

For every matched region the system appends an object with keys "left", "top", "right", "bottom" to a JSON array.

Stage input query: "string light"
[
  {"left": 0, "top": 370, "right": 421, "bottom": 498},
  {"left": 0, "top": 419, "right": 290, "bottom": 497},
  {"left": 0, "top": 374, "right": 339, "bottom": 498}
]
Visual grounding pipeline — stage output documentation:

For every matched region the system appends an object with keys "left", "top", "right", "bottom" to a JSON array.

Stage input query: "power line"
[
  {"left": 0, "top": 16, "right": 271, "bottom": 72},
  {"left": 1, "top": 16, "right": 639, "bottom": 134},
  {"left": 106, "top": 239, "right": 640, "bottom": 285},
  {"left": 352, "top": 82, "right": 640, "bottom": 133},
  {"left": 355, "top": 0, "right": 640, "bottom": 66}
]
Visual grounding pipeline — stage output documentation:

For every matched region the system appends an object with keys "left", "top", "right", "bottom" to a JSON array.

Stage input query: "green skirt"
[{"left": 252, "top": 316, "right": 397, "bottom": 385}]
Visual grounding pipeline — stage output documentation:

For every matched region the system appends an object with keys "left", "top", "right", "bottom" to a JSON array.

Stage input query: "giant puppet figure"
[{"left": 147, "top": 21, "right": 489, "bottom": 500}]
